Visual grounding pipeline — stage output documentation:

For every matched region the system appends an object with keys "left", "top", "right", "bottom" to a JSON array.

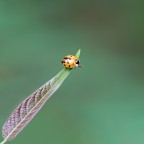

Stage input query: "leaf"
[{"left": 0, "top": 49, "right": 81, "bottom": 144}]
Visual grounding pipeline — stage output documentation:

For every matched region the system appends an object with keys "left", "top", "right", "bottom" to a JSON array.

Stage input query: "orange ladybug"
[{"left": 61, "top": 55, "right": 80, "bottom": 69}]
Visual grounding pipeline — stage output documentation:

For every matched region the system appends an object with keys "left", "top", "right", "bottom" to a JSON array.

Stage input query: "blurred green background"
[{"left": 0, "top": 0, "right": 144, "bottom": 144}]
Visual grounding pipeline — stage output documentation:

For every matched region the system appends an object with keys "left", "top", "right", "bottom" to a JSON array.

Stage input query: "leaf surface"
[{"left": 1, "top": 49, "right": 81, "bottom": 143}]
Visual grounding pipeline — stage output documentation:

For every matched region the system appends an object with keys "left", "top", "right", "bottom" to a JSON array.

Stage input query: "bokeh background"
[{"left": 0, "top": 0, "right": 144, "bottom": 144}]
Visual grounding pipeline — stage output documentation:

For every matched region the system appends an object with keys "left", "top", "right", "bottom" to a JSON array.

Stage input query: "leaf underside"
[
  {"left": 2, "top": 49, "right": 80, "bottom": 142},
  {"left": 2, "top": 69, "right": 70, "bottom": 141}
]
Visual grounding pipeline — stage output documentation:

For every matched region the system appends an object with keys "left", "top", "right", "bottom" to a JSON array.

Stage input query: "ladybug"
[{"left": 61, "top": 55, "right": 80, "bottom": 69}]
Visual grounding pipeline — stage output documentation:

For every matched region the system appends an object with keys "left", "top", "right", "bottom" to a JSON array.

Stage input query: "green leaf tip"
[{"left": 75, "top": 49, "right": 81, "bottom": 58}]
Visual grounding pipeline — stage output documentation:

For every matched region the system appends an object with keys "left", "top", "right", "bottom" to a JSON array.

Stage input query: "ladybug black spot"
[
  {"left": 67, "top": 62, "right": 69, "bottom": 64},
  {"left": 64, "top": 57, "right": 68, "bottom": 59},
  {"left": 69, "top": 65, "right": 70, "bottom": 67}
]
